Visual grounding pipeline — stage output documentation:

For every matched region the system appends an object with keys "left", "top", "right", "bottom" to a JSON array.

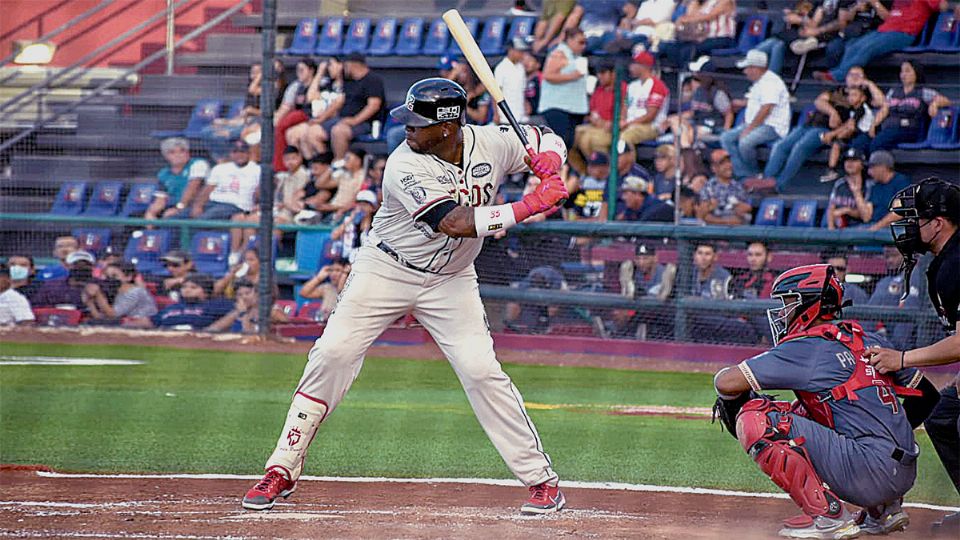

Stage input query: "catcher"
[{"left": 713, "top": 264, "right": 940, "bottom": 539}]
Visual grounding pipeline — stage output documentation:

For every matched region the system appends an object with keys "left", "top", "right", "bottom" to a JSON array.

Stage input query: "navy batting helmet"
[{"left": 390, "top": 77, "right": 467, "bottom": 127}]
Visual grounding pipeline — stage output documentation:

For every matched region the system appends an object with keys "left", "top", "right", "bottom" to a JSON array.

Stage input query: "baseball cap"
[
  {"left": 437, "top": 55, "right": 457, "bottom": 71},
  {"left": 622, "top": 175, "right": 649, "bottom": 193},
  {"left": 655, "top": 144, "right": 676, "bottom": 158},
  {"left": 867, "top": 150, "right": 894, "bottom": 168},
  {"left": 65, "top": 250, "right": 96, "bottom": 266},
  {"left": 343, "top": 51, "right": 366, "bottom": 64},
  {"left": 587, "top": 151, "right": 610, "bottom": 166},
  {"left": 160, "top": 249, "right": 192, "bottom": 265},
  {"left": 736, "top": 49, "right": 768, "bottom": 69},
  {"left": 509, "top": 37, "right": 531, "bottom": 51},
  {"left": 355, "top": 189, "right": 378, "bottom": 206},
  {"left": 635, "top": 242, "right": 656, "bottom": 256},
  {"left": 231, "top": 139, "right": 250, "bottom": 152},
  {"left": 843, "top": 147, "right": 865, "bottom": 162},
  {"left": 632, "top": 50, "right": 655, "bottom": 67}
]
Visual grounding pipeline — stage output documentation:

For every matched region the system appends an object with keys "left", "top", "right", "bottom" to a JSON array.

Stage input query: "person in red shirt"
[
  {"left": 570, "top": 60, "right": 626, "bottom": 173},
  {"left": 818, "top": 0, "right": 949, "bottom": 81}
]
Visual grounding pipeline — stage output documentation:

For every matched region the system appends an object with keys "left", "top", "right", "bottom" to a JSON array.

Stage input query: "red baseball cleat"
[
  {"left": 241, "top": 469, "right": 296, "bottom": 510},
  {"left": 520, "top": 482, "right": 566, "bottom": 515}
]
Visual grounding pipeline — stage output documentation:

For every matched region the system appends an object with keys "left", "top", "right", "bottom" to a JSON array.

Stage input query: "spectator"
[
  {"left": 532, "top": 0, "right": 581, "bottom": 53},
  {"left": 572, "top": 61, "right": 625, "bottom": 171},
  {"left": 240, "top": 58, "right": 288, "bottom": 162},
  {"left": 732, "top": 241, "right": 775, "bottom": 299},
  {"left": 157, "top": 249, "right": 195, "bottom": 299},
  {"left": 495, "top": 38, "right": 531, "bottom": 125},
  {"left": 461, "top": 67, "right": 494, "bottom": 125},
  {"left": 610, "top": 241, "right": 676, "bottom": 339},
  {"left": 299, "top": 258, "right": 352, "bottom": 322},
  {"left": 523, "top": 51, "right": 543, "bottom": 119},
  {"left": 617, "top": 176, "right": 674, "bottom": 221},
  {"left": 818, "top": 85, "right": 875, "bottom": 183},
  {"left": 290, "top": 57, "right": 345, "bottom": 160},
  {"left": 622, "top": 51, "right": 669, "bottom": 146},
  {"left": 144, "top": 138, "right": 209, "bottom": 220},
  {"left": 329, "top": 190, "right": 377, "bottom": 263},
  {"left": 867, "top": 245, "right": 921, "bottom": 350},
  {"left": 503, "top": 265, "right": 572, "bottom": 334},
  {"left": 48, "top": 235, "right": 79, "bottom": 278},
  {"left": 698, "top": 149, "right": 752, "bottom": 225},
  {"left": 93, "top": 246, "right": 122, "bottom": 280},
  {"left": 83, "top": 261, "right": 158, "bottom": 325},
  {"left": 720, "top": 50, "right": 790, "bottom": 180},
  {"left": 130, "top": 273, "right": 232, "bottom": 330},
  {"left": 6, "top": 254, "right": 40, "bottom": 303},
  {"left": 615, "top": 139, "right": 654, "bottom": 184},
  {"left": 215, "top": 248, "right": 260, "bottom": 299},
  {"left": 620, "top": 0, "right": 676, "bottom": 44},
  {"left": 297, "top": 152, "right": 337, "bottom": 222},
  {"left": 273, "top": 145, "right": 312, "bottom": 224},
  {"left": 826, "top": 148, "right": 872, "bottom": 230},
  {"left": 816, "top": 0, "right": 948, "bottom": 82},
  {"left": 0, "top": 263, "right": 34, "bottom": 326},
  {"left": 363, "top": 155, "right": 386, "bottom": 196},
  {"left": 207, "top": 279, "right": 288, "bottom": 334},
  {"left": 652, "top": 144, "right": 679, "bottom": 200},
  {"left": 688, "top": 242, "right": 731, "bottom": 299},
  {"left": 201, "top": 63, "right": 267, "bottom": 162},
  {"left": 866, "top": 150, "right": 911, "bottom": 231},
  {"left": 822, "top": 250, "right": 869, "bottom": 305},
  {"left": 752, "top": 0, "right": 818, "bottom": 76},
  {"left": 273, "top": 59, "right": 318, "bottom": 172},
  {"left": 324, "top": 147, "right": 368, "bottom": 220},
  {"left": 871, "top": 60, "right": 951, "bottom": 152},
  {"left": 327, "top": 53, "right": 385, "bottom": 160},
  {"left": 538, "top": 28, "right": 590, "bottom": 150},
  {"left": 786, "top": 0, "right": 855, "bottom": 61},
  {"left": 659, "top": 0, "right": 737, "bottom": 68},
  {"left": 32, "top": 251, "right": 96, "bottom": 310},
  {"left": 564, "top": 151, "right": 610, "bottom": 220},
  {"left": 193, "top": 140, "right": 260, "bottom": 221},
  {"left": 677, "top": 185, "right": 705, "bottom": 225},
  {"left": 666, "top": 72, "right": 733, "bottom": 148}
]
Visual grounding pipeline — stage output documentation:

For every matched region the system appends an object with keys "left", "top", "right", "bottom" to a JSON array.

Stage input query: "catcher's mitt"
[{"left": 712, "top": 391, "right": 759, "bottom": 439}]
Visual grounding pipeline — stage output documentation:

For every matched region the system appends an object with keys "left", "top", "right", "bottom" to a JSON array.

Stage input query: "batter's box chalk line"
[{"left": 33, "top": 471, "right": 960, "bottom": 513}]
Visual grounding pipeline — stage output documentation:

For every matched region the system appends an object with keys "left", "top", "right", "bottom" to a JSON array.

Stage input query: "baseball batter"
[{"left": 243, "top": 78, "right": 570, "bottom": 514}]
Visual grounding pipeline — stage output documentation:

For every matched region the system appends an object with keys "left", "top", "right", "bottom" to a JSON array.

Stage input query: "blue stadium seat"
[
  {"left": 225, "top": 99, "right": 245, "bottom": 119},
  {"left": 151, "top": 98, "right": 222, "bottom": 139},
  {"left": 796, "top": 103, "right": 817, "bottom": 127},
  {"left": 368, "top": 18, "right": 398, "bottom": 56},
  {"left": 120, "top": 184, "right": 156, "bottom": 217},
  {"left": 50, "top": 181, "right": 88, "bottom": 215},
  {"left": 124, "top": 229, "right": 171, "bottom": 276},
  {"left": 342, "top": 18, "right": 372, "bottom": 55},
  {"left": 422, "top": 19, "right": 451, "bottom": 56},
  {"left": 191, "top": 231, "right": 231, "bottom": 277},
  {"left": 282, "top": 18, "right": 320, "bottom": 55},
  {"left": 315, "top": 17, "right": 345, "bottom": 56},
  {"left": 734, "top": 108, "right": 745, "bottom": 127},
  {"left": 447, "top": 18, "right": 478, "bottom": 55},
  {"left": 787, "top": 199, "right": 818, "bottom": 227},
  {"left": 903, "top": 19, "right": 933, "bottom": 52},
  {"left": 81, "top": 181, "right": 123, "bottom": 216},
  {"left": 394, "top": 18, "right": 425, "bottom": 56},
  {"left": 927, "top": 12, "right": 960, "bottom": 53},
  {"left": 294, "top": 230, "right": 332, "bottom": 276},
  {"left": 506, "top": 16, "right": 537, "bottom": 43},
  {"left": 712, "top": 15, "right": 769, "bottom": 56},
  {"left": 900, "top": 106, "right": 960, "bottom": 150},
  {"left": 754, "top": 198, "right": 784, "bottom": 226},
  {"left": 480, "top": 16, "right": 508, "bottom": 55},
  {"left": 72, "top": 228, "right": 112, "bottom": 256}
]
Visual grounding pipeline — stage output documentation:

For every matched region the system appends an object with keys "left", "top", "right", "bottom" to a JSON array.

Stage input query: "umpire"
[{"left": 867, "top": 177, "right": 960, "bottom": 536}]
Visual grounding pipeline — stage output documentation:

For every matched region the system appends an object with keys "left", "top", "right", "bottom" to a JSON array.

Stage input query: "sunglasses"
[{"left": 164, "top": 262, "right": 183, "bottom": 268}]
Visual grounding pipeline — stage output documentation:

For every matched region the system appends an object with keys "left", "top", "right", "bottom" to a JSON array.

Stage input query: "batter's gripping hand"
[
  {"left": 526, "top": 151, "right": 563, "bottom": 179},
  {"left": 512, "top": 173, "right": 569, "bottom": 222}
]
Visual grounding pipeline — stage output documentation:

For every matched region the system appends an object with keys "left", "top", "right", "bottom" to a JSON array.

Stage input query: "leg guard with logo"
[
  {"left": 736, "top": 398, "right": 844, "bottom": 518},
  {"left": 264, "top": 392, "right": 328, "bottom": 481}
]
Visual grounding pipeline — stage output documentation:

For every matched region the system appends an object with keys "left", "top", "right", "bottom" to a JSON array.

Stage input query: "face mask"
[
  {"left": 9, "top": 265, "right": 28, "bottom": 281},
  {"left": 182, "top": 296, "right": 203, "bottom": 305}
]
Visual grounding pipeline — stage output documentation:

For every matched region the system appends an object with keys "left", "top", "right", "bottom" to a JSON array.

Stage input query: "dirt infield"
[{"left": 0, "top": 469, "right": 950, "bottom": 540}]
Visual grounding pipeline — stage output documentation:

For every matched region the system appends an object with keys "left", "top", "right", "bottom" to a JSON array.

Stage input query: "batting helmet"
[
  {"left": 390, "top": 77, "right": 467, "bottom": 128},
  {"left": 767, "top": 264, "right": 845, "bottom": 344}
]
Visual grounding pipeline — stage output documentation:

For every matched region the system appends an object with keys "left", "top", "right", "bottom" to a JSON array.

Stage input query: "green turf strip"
[{"left": 0, "top": 342, "right": 956, "bottom": 506}]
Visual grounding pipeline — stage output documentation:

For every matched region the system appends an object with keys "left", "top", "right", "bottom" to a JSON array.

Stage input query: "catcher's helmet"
[
  {"left": 767, "top": 264, "right": 845, "bottom": 344},
  {"left": 390, "top": 77, "right": 467, "bottom": 128}
]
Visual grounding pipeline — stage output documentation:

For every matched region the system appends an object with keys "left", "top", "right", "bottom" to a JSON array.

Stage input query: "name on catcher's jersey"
[{"left": 371, "top": 124, "right": 540, "bottom": 274}]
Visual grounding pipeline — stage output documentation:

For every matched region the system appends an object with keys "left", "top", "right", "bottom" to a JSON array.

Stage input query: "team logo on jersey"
[
  {"left": 400, "top": 174, "right": 419, "bottom": 189},
  {"left": 436, "top": 175, "right": 453, "bottom": 185},
  {"left": 471, "top": 163, "right": 492, "bottom": 178},
  {"left": 286, "top": 427, "right": 302, "bottom": 446},
  {"left": 498, "top": 125, "right": 510, "bottom": 133},
  {"left": 436, "top": 106, "right": 461, "bottom": 120},
  {"left": 407, "top": 186, "right": 427, "bottom": 204}
]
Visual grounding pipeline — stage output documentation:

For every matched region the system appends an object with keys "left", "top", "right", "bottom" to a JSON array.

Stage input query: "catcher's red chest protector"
[{"left": 781, "top": 321, "right": 921, "bottom": 429}]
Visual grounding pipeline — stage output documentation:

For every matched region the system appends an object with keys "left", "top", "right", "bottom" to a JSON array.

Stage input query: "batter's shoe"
[
  {"left": 520, "top": 483, "right": 565, "bottom": 515},
  {"left": 778, "top": 508, "right": 861, "bottom": 539},
  {"left": 242, "top": 469, "right": 296, "bottom": 510}
]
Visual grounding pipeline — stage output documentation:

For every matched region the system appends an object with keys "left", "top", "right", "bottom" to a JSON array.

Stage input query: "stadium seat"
[
  {"left": 124, "top": 229, "right": 171, "bottom": 276},
  {"left": 315, "top": 17, "right": 345, "bottom": 56},
  {"left": 49, "top": 181, "right": 87, "bottom": 215},
  {"left": 367, "top": 18, "right": 398, "bottom": 56},
  {"left": 754, "top": 198, "right": 785, "bottom": 226},
  {"left": 274, "top": 300, "right": 298, "bottom": 318},
  {"left": 479, "top": 16, "right": 508, "bottom": 55},
  {"left": 294, "top": 230, "right": 332, "bottom": 276},
  {"left": 506, "top": 16, "right": 537, "bottom": 43},
  {"left": 900, "top": 106, "right": 960, "bottom": 150},
  {"left": 712, "top": 15, "right": 769, "bottom": 56},
  {"left": 734, "top": 108, "right": 745, "bottom": 127},
  {"left": 190, "top": 231, "right": 231, "bottom": 277},
  {"left": 72, "top": 228, "right": 112, "bottom": 256},
  {"left": 903, "top": 19, "right": 933, "bottom": 52},
  {"left": 81, "top": 181, "right": 123, "bottom": 216},
  {"left": 422, "top": 19, "right": 451, "bottom": 56},
  {"left": 32, "top": 307, "right": 82, "bottom": 327},
  {"left": 342, "top": 18, "right": 373, "bottom": 55},
  {"left": 927, "top": 11, "right": 959, "bottom": 53},
  {"left": 297, "top": 301, "right": 326, "bottom": 322},
  {"left": 120, "top": 184, "right": 157, "bottom": 217},
  {"left": 787, "top": 199, "right": 818, "bottom": 227},
  {"left": 796, "top": 103, "right": 817, "bottom": 127},
  {"left": 447, "top": 17, "right": 478, "bottom": 55},
  {"left": 394, "top": 18, "right": 425, "bottom": 56},
  {"left": 225, "top": 99, "right": 245, "bottom": 119},
  {"left": 35, "top": 264, "right": 68, "bottom": 282},
  {"left": 150, "top": 98, "right": 222, "bottom": 139},
  {"left": 282, "top": 18, "right": 320, "bottom": 55}
]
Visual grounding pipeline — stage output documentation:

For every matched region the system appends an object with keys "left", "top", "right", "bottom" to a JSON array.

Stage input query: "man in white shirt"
[
  {"left": 494, "top": 38, "right": 531, "bottom": 124},
  {"left": 0, "top": 263, "right": 35, "bottom": 326},
  {"left": 621, "top": 51, "right": 669, "bottom": 145},
  {"left": 719, "top": 50, "right": 791, "bottom": 179},
  {"left": 628, "top": 0, "right": 677, "bottom": 39},
  {"left": 192, "top": 139, "right": 262, "bottom": 220}
]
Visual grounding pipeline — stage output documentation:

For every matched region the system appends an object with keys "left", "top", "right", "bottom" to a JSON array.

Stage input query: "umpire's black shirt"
[{"left": 927, "top": 229, "right": 960, "bottom": 334}]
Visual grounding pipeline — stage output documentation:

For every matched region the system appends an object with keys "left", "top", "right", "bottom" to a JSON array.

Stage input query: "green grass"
[{"left": 1, "top": 341, "right": 956, "bottom": 505}]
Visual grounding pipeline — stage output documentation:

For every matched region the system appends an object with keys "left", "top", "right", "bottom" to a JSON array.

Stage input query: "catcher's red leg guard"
[{"left": 735, "top": 398, "right": 844, "bottom": 518}]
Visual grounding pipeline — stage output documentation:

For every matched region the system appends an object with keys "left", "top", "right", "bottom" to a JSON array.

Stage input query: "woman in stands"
[
  {"left": 215, "top": 248, "right": 261, "bottom": 299},
  {"left": 83, "top": 261, "right": 158, "bottom": 326},
  {"left": 870, "top": 60, "right": 952, "bottom": 152},
  {"left": 273, "top": 58, "right": 318, "bottom": 172},
  {"left": 290, "top": 57, "right": 345, "bottom": 160}
]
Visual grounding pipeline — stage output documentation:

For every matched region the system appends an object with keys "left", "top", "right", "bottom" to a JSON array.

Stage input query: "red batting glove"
[
  {"left": 511, "top": 173, "right": 569, "bottom": 222},
  {"left": 527, "top": 151, "right": 562, "bottom": 179}
]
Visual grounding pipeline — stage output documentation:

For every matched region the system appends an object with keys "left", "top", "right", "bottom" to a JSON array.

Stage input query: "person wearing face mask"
[
  {"left": 0, "top": 263, "right": 35, "bottom": 326},
  {"left": 83, "top": 262, "right": 157, "bottom": 325},
  {"left": 6, "top": 255, "right": 40, "bottom": 303}
]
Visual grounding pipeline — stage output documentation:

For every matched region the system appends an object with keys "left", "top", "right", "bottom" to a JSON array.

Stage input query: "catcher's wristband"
[{"left": 474, "top": 204, "right": 518, "bottom": 238}]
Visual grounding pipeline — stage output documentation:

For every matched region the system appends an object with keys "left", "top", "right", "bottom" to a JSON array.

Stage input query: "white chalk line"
[
  {"left": 28, "top": 471, "right": 960, "bottom": 512},
  {"left": 0, "top": 533, "right": 253, "bottom": 540},
  {"left": 0, "top": 356, "right": 143, "bottom": 366}
]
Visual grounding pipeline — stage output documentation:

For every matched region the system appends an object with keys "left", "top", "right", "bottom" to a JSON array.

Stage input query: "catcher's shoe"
[
  {"left": 855, "top": 501, "right": 909, "bottom": 535},
  {"left": 520, "top": 482, "right": 565, "bottom": 515},
  {"left": 242, "top": 469, "right": 296, "bottom": 510},
  {"left": 778, "top": 508, "right": 861, "bottom": 539}
]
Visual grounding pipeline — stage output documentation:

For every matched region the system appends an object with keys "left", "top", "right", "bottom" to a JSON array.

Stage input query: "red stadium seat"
[{"left": 32, "top": 308, "right": 82, "bottom": 327}]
